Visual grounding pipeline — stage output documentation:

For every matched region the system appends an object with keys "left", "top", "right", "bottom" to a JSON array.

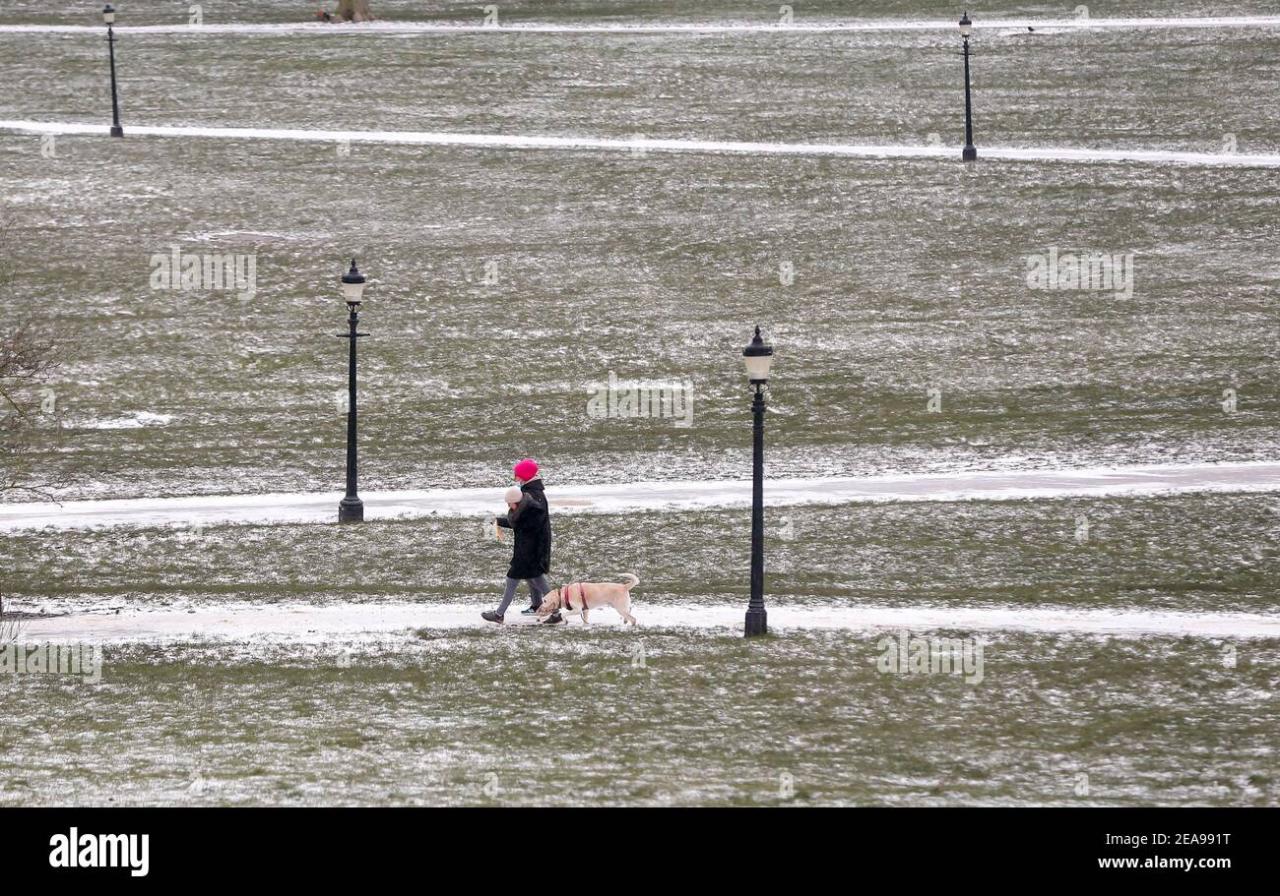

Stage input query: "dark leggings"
[{"left": 496, "top": 574, "right": 551, "bottom": 614}]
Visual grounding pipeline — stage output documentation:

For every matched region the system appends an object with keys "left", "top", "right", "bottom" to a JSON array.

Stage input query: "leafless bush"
[{"left": 1, "top": 215, "right": 69, "bottom": 499}]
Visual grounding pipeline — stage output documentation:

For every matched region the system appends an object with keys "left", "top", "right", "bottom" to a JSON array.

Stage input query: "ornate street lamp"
[
  {"left": 742, "top": 326, "right": 774, "bottom": 637},
  {"left": 960, "top": 11, "right": 977, "bottom": 161},
  {"left": 337, "top": 260, "right": 368, "bottom": 523},
  {"left": 103, "top": 5, "right": 123, "bottom": 138}
]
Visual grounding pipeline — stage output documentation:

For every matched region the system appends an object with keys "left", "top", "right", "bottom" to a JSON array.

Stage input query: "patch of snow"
[
  {"left": 77, "top": 411, "right": 176, "bottom": 430},
  {"left": 2, "top": 120, "right": 1277, "bottom": 169},
  {"left": 2, "top": 461, "right": 1278, "bottom": 532},
  {"left": 18, "top": 601, "right": 1280, "bottom": 644}
]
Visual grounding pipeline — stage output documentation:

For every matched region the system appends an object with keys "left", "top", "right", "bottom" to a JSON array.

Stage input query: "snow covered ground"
[
  {"left": 18, "top": 599, "right": 1280, "bottom": 643},
  {"left": 3, "top": 461, "right": 1279, "bottom": 532},
  {"left": 4, "top": 119, "right": 1278, "bottom": 167}
]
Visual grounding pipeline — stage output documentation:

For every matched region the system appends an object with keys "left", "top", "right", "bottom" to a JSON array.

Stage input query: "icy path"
[
  {"left": 3, "top": 461, "right": 1278, "bottom": 533},
  {"left": 16, "top": 601, "right": 1280, "bottom": 643},
  {"left": 1, "top": 17, "right": 1278, "bottom": 36},
  {"left": 2, "top": 120, "right": 1277, "bottom": 168}
]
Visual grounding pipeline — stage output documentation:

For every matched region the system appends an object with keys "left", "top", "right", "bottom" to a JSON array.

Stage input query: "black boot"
[{"left": 541, "top": 612, "right": 565, "bottom": 625}]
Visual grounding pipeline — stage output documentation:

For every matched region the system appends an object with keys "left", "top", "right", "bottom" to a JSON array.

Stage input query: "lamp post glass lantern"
[
  {"left": 103, "top": 4, "right": 123, "bottom": 137},
  {"left": 742, "top": 326, "right": 774, "bottom": 637},
  {"left": 960, "top": 11, "right": 977, "bottom": 161},
  {"left": 337, "top": 260, "right": 368, "bottom": 523}
]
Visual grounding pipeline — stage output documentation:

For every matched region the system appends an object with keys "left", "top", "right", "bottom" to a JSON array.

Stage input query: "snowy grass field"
[
  {"left": 3, "top": 6, "right": 1279, "bottom": 497},
  {"left": 3, "top": 138, "right": 1277, "bottom": 498},
  {"left": 1, "top": 2, "right": 1278, "bottom": 808},
  {"left": 3, "top": 632, "right": 1277, "bottom": 807},
  {"left": 5, "top": 493, "right": 1280, "bottom": 614},
  {"left": 3, "top": 493, "right": 1279, "bottom": 805}
]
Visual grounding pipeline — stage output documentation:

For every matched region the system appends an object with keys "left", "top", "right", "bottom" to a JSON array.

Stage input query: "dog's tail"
[{"left": 619, "top": 573, "right": 640, "bottom": 591}]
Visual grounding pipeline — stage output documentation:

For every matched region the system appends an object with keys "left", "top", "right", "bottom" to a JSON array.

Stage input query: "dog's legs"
[
  {"left": 581, "top": 607, "right": 589, "bottom": 625},
  {"left": 617, "top": 602, "right": 637, "bottom": 625}
]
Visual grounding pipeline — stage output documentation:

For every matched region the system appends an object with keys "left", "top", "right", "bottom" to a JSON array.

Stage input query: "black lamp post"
[
  {"left": 337, "top": 260, "right": 368, "bottom": 523},
  {"left": 102, "top": 4, "right": 123, "bottom": 138},
  {"left": 960, "top": 11, "right": 976, "bottom": 161},
  {"left": 742, "top": 326, "right": 774, "bottom": 637}
]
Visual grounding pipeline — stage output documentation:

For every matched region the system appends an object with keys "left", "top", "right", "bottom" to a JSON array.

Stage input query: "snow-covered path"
[
  {"left": 2, "top": 120, "right": 1276, "bottom": 168},
  {"left": 1, "top": 17, "right": 1278, "bottom": 36},
  {"left": 3, "top": 461, "right": 1278, "bottom": 533},
  {"left": 16, "top": 601, "right": 1280, "bottom": 643}
]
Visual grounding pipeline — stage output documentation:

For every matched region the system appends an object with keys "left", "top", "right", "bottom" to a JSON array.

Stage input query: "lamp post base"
[
  {"left": 338, "top": 496, "right": 364, "bottom": 523},
  {"left": 745, "top": 608, "right": 768, "bottom": 637},
  {"left": 109, "top": 126, "right": 123, "bottom": 138},
  {"left": 962, "top": 144, "right": 977, "bottom": 161}
]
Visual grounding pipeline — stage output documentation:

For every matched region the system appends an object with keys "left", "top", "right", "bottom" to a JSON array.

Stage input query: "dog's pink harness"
[{"left": 562, "top": 583, "right": 584, "bottom": 611}]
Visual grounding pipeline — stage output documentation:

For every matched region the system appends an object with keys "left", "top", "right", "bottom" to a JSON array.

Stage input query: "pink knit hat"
[{"left": 513, "top": 458, "right": 539, "bottom": 481}]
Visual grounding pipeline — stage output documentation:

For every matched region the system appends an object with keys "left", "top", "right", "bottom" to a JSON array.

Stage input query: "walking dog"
[{"left": 535, "top": 573, "right": 640, "bottom": 625}]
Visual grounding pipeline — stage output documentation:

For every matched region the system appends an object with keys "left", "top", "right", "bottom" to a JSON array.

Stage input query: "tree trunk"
[{"left": 335, "top": 0, "right": 373, "bottom": 22}]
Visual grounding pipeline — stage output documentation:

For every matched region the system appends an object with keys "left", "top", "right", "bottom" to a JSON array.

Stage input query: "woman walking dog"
[{"left": 482, "top": 458, "right": 563, "bottom": 625}]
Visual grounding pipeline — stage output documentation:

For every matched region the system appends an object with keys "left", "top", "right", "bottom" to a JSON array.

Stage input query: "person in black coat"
[{"left": 482, "top": 459, "right": 560, "bottom": 624}]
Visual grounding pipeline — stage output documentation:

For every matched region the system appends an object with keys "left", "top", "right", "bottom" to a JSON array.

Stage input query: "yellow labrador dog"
[{"left": 536, "top": 573, "right": 640, "bottom": 625}]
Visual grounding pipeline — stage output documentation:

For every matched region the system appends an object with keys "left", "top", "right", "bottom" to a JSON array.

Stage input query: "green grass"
[
  {"left": 2, "top": 21, "right": 1279, "bottom": 499},
  {"left": 10, "top": 0, "right": 1278, "bottom": 28},
  {"left": 4, "top": 492, "right": 1278, "bottom": 614},
  {"left": 2, "top": 133, "right": 1277, "bottom": 498},
  {"left": 1, "top": 629, "right": 1275, "bottom": 806}
]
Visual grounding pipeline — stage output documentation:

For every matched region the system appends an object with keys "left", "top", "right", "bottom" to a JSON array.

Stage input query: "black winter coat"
[{"left": 496, "top": 478, "right": 552, "bottom": 579}]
